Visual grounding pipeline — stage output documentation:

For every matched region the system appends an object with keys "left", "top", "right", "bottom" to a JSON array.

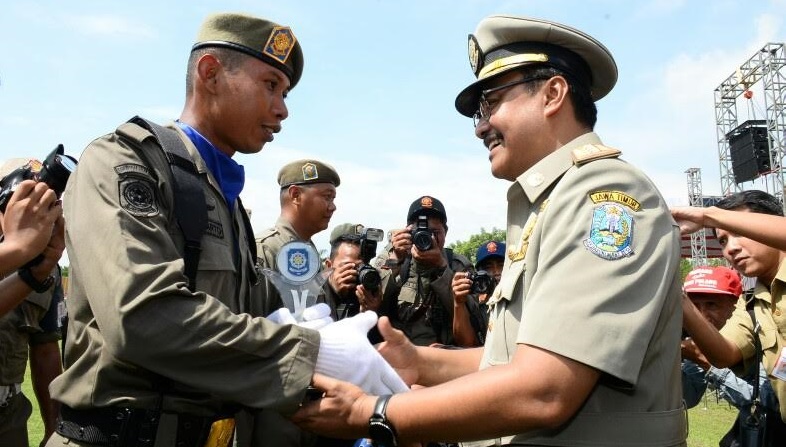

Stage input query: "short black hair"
[
  {"left": 711, "top": 190, "right": 783, "bottom": 238},
  {"left": 520, "top": 66, "right": 597, "bottom": 129},
  {"left": 715, "top": 190, "right": 783, "bottom": 216}
]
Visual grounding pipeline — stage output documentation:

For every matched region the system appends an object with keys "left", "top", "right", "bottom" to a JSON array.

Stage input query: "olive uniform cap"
[
  {"left": 277, "top": 159, "right": 341, "bottom": 188},
  {"left": 193, "top": 12, "right": 304, "bottom": 89},
  {"left": 407, "top": 195, "right": 447, "bottom": 224},
  {"left": 329, "top": 223, "right": 365, "bottom": 245},
  {"left": 455, "top": 15, "right": 618, "bottom": 117}
]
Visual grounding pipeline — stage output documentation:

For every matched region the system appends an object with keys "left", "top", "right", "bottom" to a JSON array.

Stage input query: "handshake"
[{"left": 267, "top": 304, "right": 409, "bottom": 395}]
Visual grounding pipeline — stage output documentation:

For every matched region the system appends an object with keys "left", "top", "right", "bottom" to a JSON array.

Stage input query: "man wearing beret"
[
  {"left": 451, "top": 240, "right": 506, "bottom": 347},
  {"left": 241, "top": 158, "right": 340, "bottom": 447},
  {"left": 294, "top": 15, "right": 685, "bottom": 447},
  {"left": 47, "top": 13, "right": 405, "bottom": 447},
  {"left": 386, "top": 195, "right": 471, "bottom": 347}
]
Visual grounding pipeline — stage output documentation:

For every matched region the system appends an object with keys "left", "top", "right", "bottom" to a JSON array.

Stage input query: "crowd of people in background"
[{"left": 2, "top": 9, "right": 786, "bottom": 447}]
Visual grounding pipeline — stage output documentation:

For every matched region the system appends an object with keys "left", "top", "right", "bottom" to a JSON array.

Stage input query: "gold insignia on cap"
[
  {"left": 421, "top": 196, "right": 434, "bottom": 208},
  {"left": 487, "top": 241, "right": 498, "bottom": 253},
  {"left": 263, "top": 26, "right": 297, "bottom": 63},
  {"left": 589, "top": 190, "right": 641, "bottom": 212},
  {"left": 302, "top": 162, "right": 318, "bottom": 181},
  {"left": 478, "top": 53, "right": 548, "bottom": 80},
  {"left": 354, "top": 224, "right": 364, "bottom": 236},
  {"left": 468, "top": 35, "right": 481, "bottom": 76}
]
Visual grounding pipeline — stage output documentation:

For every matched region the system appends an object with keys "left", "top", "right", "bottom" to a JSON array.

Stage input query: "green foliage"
[{"left": 449, "top": 227, "right": 506, "bottom": 265}]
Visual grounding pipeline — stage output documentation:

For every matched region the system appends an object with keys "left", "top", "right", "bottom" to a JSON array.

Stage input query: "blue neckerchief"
[{"left": 176, "top": 121, "right": 245, "bottom": 208}]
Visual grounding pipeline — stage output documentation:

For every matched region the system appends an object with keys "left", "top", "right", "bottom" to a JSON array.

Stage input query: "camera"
[
  {"left": 468, "top": 270, "right": 496, "bottom": 294},
  {"left": 411, "top": 214, "right": 433, "bottom": 251},
  {"left": 0, "top": 144, "right": 78, "bottom": 213},
  {"left": 357, "top": 227, "right": 384, "bottom": 291}
]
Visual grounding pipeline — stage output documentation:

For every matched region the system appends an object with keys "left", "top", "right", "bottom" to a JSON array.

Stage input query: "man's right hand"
[
  {"left": 452, "top": 272, "right": 471, "bottom": 305},
  {"left": 390, "top": 227, "right": 412, "bottom": 261},
  {"left": 1, "top": 180, "right": 62, "bottom": 272},
  {"left": 330, "top": 261, "right": 359, "bottom": 296}
]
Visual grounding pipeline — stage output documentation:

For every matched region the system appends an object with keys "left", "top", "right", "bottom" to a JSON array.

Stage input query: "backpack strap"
[{"left": 128, "top": 116, "right": 207, "bottom": 292}]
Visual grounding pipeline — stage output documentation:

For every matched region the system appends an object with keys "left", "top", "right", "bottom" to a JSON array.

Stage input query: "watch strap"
[
  {"left": 369, "top": 395, "right": 397, "bottom": 447},
  {"left": 18, "top": 267, "right": 54, "bottom": 293}
]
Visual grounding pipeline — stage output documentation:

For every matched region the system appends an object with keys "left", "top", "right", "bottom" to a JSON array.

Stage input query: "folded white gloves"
[
  {"left": 267, "top": 303, "right": 333, "bottom": 330},
  {"left": 316, "top": 311, "right": 409, "bottom": 395}
]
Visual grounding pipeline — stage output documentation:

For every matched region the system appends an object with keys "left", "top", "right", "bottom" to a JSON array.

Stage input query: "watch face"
[{"left": 369, "top": 420, "right": 397, "bottom": 447}]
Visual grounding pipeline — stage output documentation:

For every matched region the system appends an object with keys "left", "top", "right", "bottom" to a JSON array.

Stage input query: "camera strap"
[{"left": 129, "top": 116, "right": 207, "bottom": 292}]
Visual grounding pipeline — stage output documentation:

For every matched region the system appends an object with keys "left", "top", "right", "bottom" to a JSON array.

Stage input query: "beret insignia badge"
[
  {"left": 468, "top": 34, "right": 481, "bottom": 76},
  {"left": 264, "top": 26, "right": 297, "bottom": 63},
  {"left": 421, "top": 196, "right": 434, "bottom": 208},
  {"left": 486, "top": 241, "right": 497, "bottom": 253},
  {"left": 302, "top": 162, "right": 318, "bottom": 181}
]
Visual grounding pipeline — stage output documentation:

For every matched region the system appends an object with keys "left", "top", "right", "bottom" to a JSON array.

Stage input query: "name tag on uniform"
[{"left": 772, "top": 347, "right": 786, "bottom": 381}]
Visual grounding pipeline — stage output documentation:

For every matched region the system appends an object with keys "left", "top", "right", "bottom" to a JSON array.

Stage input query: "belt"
[
  {"left": 56, "top": 404, "right": 214, "bottom": 447},
  {"left": 0, "top": 383, "right": 22, "bottom": 407}
]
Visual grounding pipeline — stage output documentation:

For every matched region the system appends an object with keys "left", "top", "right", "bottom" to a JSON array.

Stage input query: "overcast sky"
[{"left": 1, "top": 0, "right": 784, "bottom": 257}]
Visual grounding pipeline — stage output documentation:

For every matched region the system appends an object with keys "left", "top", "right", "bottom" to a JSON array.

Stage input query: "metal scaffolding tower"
[
  {"left": 715, "top": 43, "right": 786, "bottom": 211},
  {"left": 685, "top": 168, "right": 708, "bottom": 266}
]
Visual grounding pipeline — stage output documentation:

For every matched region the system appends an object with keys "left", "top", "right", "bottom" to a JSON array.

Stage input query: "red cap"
[{"left": 683, "top": 266, "right": 742, "bottom": 298}]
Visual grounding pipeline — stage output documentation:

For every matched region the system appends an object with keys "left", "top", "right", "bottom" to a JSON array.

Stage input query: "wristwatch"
[
  {"left": 17, "top": 267, "right": 55, "bottom": 293},
  {"left": 369, "top": 395, "right": 398, "bottom": 447}
]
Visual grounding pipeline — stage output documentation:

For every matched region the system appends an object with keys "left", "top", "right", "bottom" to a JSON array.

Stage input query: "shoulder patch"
[
  {"left": 589, "top": 190, "right": 641, "bottom": 211},
  {"left": 583, "top": 203, "right": 634, "bottom": 260},
  {"left": 571, "top": 144, "right": 621, "bottom": 166},
  {"left": 119, "top": 176, "right": 159, "bottom": 217},
  {"left": 114, "top": 163, "right": 151, "bottom": 177}
]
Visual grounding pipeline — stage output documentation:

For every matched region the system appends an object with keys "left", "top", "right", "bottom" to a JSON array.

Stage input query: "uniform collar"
[{"left": 508, "top": 132, "right": 603, "bottom": 204}]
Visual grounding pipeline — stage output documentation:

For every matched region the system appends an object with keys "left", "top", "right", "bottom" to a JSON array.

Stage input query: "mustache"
[{"left": 483, "top": 131, "right": 502, "bottom": 149}]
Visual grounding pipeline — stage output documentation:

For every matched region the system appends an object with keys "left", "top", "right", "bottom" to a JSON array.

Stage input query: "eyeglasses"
[{"left": 472, "top": 75, "right": 547, "bottom": 127}]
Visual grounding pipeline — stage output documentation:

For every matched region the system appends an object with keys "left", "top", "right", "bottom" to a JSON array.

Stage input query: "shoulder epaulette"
[
  {"left": 571, "top": 144, "right": 622, "bottom": 166},
  {"left": 255, "top": 227, "right": 279, "bottom": 244},
  {"left": 116, "top": 121, "right": 154, "bottom": 145}
]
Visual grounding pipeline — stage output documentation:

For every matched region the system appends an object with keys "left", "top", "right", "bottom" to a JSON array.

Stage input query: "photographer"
[
  {"left": 0, "top": 158, "right": 66, "bottom": 317},
  {"left": 388, "top": 195, "right": 471, "bottom": 346},
  {"left": 324, "top": 223, "right": 389, "bottom": 324},
  {"left": 452, "top": 240, "right": 505, "bottom": 347},
  {"left": 0, "top": 157, "right": 65, "bottom": 446}
]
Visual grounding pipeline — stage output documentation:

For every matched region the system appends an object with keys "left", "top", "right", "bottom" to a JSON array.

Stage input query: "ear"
[
  {"left": 542, "top": 75, "right": 570, "bottom": 118},
  {"left": 324, "top": 258, "right": 333, "bottom": 269},
  {"left": 196, "top": 53, "right": 222, "bottom": 94},
  {"left": 288, "top": 185, "right": 303, "bottom": 205}
]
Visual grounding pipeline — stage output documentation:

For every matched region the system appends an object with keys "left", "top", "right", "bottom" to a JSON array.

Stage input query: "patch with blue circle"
[
  {"left": 276, "top": 241, "right": 320, "bottom": 284},
  {"left": 582, "top": 203, "right": 634, "bottom": 260}
]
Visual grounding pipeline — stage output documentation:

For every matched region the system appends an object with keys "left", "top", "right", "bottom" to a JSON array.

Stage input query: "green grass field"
[{"left": 23, "top": 362, "right": 739, "bottom": 447}]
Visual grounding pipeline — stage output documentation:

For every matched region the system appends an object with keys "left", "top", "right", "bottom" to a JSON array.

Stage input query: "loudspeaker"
[{"left": 728, "top": 122, "right": 770, "bottom": 183}]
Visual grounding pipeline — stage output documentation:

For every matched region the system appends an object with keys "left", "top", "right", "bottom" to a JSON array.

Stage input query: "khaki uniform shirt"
[
  {"left": 480, "top": 133, "right": 686, "bottom": 446},
  {"left": 253, "top": 217, "right": 324, "bottom": 318},
  {"left": 394, "top": 251, "right": 471, "bottom": 346},
  {"left": 0, "top": 266, "right": 62, "bottom": 384},
  {"left": 240, "top": 218, "right": 325, "bottom": 447},
  {"left": 50, "top": 121, "right": 319, "bottom": 418},
  {"left": 720, "top": 258, "right": 786, "bottom": 422}
]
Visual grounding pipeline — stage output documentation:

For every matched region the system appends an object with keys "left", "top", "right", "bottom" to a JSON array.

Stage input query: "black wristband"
[
  {"left": 17, "top": 267, "right": 54, "bottom": 293},
  {"left": 369, "top": 395, "right": 397, "bottom": 447}
]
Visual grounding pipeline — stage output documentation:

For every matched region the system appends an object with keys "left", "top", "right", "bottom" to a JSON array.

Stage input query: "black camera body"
[
  {"left": 468, "top": 270, "right": 496, "bottom": 295},
  {"left": 357, "top": 228, "right": 384, "bottom": 291},
  {"left": 411, "top": 214, "right": 434, "bottom": 251},
  {"left": 0, "top": 144, "right": 77, "bottom": 213}
]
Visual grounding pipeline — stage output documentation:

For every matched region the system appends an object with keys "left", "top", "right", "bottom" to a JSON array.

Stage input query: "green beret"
[
  {"left": 329, "top": 223, "right": 365, "bottom": 245},
  {"left": 193, "top": 12, "right": 304, "bottom": 89},
  {"left": 455, "top": 15, "right": 618, "bottom": 117},
  {"left": 278, "top": 159, "right": 340, "bottom": 188}
]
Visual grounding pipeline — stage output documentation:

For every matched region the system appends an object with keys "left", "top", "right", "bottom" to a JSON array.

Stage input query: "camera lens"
[
  {"left": 470, "top": 270, "right": 495, "bottom": 294},
  {"left": 358, "top": 264, "right": 381, "bottom": 291},
  {"left": 412, "top": 230, "right": 433, "bottom": 251}
]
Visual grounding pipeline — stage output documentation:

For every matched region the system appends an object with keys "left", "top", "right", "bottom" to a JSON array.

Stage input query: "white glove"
[
  {"left": 316, "top": 311, "right": 409, "bottom": 395},
  {"left": 267, "top": 303, "right": 333, "bottom": 330}
]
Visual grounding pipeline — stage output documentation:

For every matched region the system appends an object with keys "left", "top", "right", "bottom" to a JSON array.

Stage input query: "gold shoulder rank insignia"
[{"left": 571, "top": 144, "right": 621, "bottom": 166}]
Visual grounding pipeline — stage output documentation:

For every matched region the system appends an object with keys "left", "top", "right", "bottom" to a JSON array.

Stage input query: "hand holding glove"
[
  {"left": 316, "top": 311, "right": 409, "bottom": 395},
  {"left": 267, "top": 303, "right": 333, "bottom": 330}
]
